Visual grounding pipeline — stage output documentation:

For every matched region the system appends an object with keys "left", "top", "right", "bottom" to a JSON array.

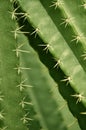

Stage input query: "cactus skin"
[
  {"left": 0, "top": 0, "right": 77, "bottom": 130},
  {"left": 0, "top": 1, "right": 28, "bottom": 130},
  {"left": 0, "top": 1, "right": 40, "bottom": 130},
  {"left": 0, "top": 0, "right": 86, "bottom": 130},
  {"left": 16, "top": 0, "right": 86, "bottom": 130},
  {"left": 1, "top": 1, "right": 79, "bottom": 129},
  {"left": 16, "top": 22, "right": 80, "bottom": 130}
]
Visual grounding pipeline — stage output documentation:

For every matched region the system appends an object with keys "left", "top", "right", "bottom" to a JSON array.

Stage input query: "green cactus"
[{"left": 0, "top": 0, "right": 86, "bottom": 130}]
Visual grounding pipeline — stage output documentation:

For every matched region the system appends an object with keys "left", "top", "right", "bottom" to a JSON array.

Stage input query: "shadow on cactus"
[
  {"left": 13, "top": 0, "right": 86, "bottom": 129},
  {"left": 0, "top": 0, "right": 86, "bottom": 130}
]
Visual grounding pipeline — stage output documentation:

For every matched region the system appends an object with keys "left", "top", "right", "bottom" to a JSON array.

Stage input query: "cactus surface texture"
[{"left": 0, "top": 0, "right": 86, "bottom": 130}]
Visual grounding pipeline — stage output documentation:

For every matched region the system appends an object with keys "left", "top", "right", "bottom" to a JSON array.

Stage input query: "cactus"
[{"left": 0, "top": 0, "right": 86, "bottom": 130}]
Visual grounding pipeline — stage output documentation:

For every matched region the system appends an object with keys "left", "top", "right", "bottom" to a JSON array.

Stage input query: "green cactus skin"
[
  {"left": 20, "top": 39, "right": 66, "bottom": 130},
  {"left": 20, "top": 34, "right": 81, "bottom": 130},
  {"left": 16, "top": 18, "right": 86, "bottom": 130},
  {"left": 17, "top": 0, "right": 86, "bottom": 106},
  {"left": 0, "top": 1, "right": 42, "bottom": 130},
  {"left": 15, "top": 0, "right": 86, "bottom": 129},
  {"left": 0, "top": 0, "right": 29, "bottom": 130},
  {"left": 0, "top": 0, "right": 72, "bottom": 130},
  {"left": 0, "top": 1, "right": 80, "bottom": 129},
  {"left": 40, "top": 0, "right": 86, "bottom": 72},
  {"left": 1, "top": 0, "right": 86, "bottom": 130}
]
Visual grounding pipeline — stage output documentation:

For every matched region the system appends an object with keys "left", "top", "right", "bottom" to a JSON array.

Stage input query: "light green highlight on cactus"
[
  {"left": 16, "top": 0, "right": 86, "bottom": 129},
  {"left": 0, "top": 0, "right": 28, "bottom": 129},
  {"left": 0, "top": 0, "right": 86, "bottom": 130},
  {"left": 20, "top": 38, "right": 81, "bottom": 130},
  {"left": 18, "top": 0, "right": 86, "bottom": 107}
]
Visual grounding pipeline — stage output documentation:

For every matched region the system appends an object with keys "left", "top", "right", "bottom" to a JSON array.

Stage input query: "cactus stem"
[
  {"left": 19, "top": 97, "right": 33, "bottom": 108},
  {"left": 11, "top": 25, "right": 29, "bottom": 39},
  {"left": 50, "top": 0, "right": 64, "bottom": 9},
  {"left": 14, "top": 65, "right": 30, "bottom": 75},
  {"left": 71, "top": 93, "right": 86, "bottom": 104},
  {"left": 61, "top": 76, "right": 71, "bottom": 86}
]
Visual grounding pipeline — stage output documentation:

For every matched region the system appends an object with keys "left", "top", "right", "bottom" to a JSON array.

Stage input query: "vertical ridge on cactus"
[
  {"left": 0, "top": 0, "right": 86, "bottom": 130},
  {"left": 20, "top": 38, "right": 81, "bottom": 130},
  {"left": 15, "top": 0, "right": 86, "bottom": 129},
  {"left": 0, "top": 0, "right": 28, "bottom": 129}
]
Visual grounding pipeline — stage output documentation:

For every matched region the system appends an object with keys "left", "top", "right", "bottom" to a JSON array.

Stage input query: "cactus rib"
[{"left": 15, "top": 0, "right": 86, "bottom": 129}]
